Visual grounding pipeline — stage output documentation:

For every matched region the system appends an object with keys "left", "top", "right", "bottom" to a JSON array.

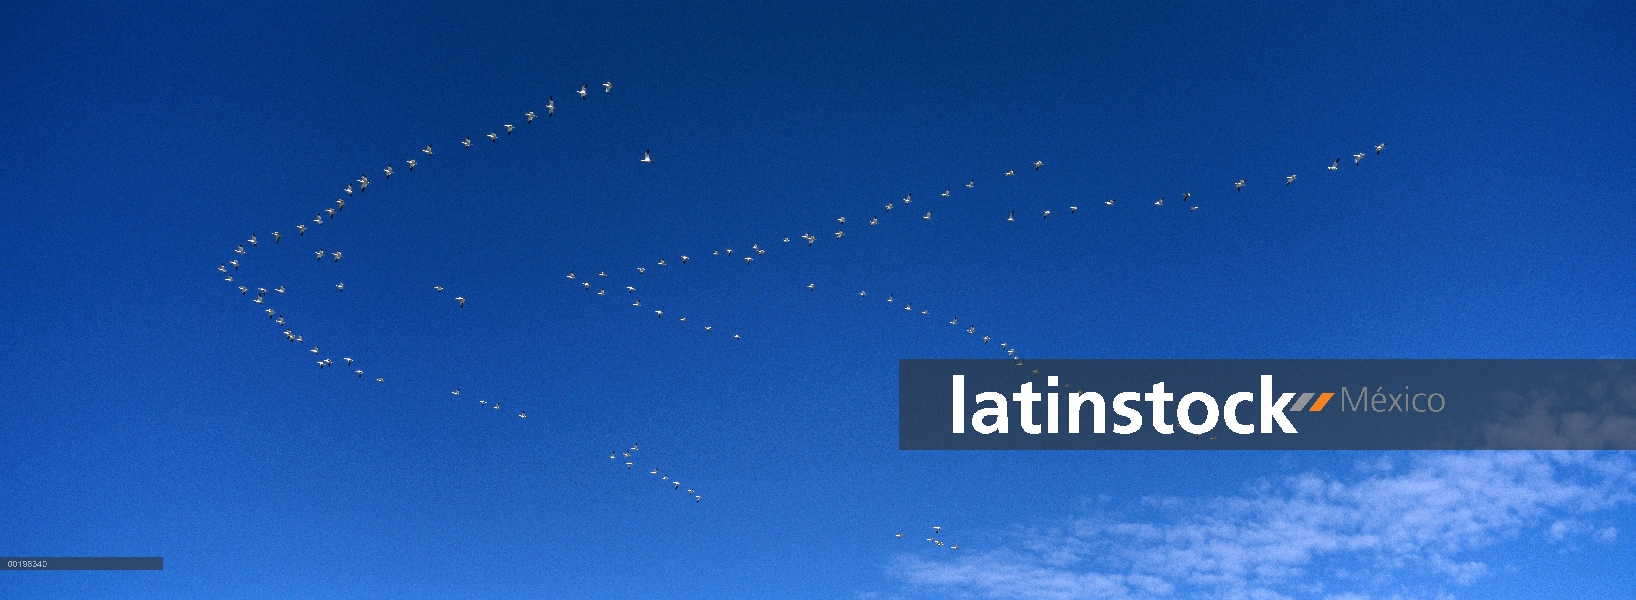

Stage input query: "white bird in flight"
[
  {"left": 1005, "top": 170, "right": 1015, "bottom": 177},
  {"left": 423, "top": 145, "right": 434, "bottom": 155},
  {"left": 547, "top": 97, "right": 555, "bottom": 116},
  {"left": 272, "top": 231, "right": 281, "bottom": 243},
  {"left": 641, "top": 150, "right": 651, "bottom": 163},
  {"left": 407, "top": 159, "right": 417, "bottom": 171},
  {"left": 578, "top": 85, "right": 588, "bottom": 99},
  {"left": 1328, "top": 158, "right": 1340, "bottom": 171},
  {"left": 1286, "top": 174, "right": 1297, "bottom": 186},
  {"left": 603, "top": 81, "right": 612, "bottom": 94},
  {"left": 336, "top": 283, "right": 344, "bottom": 291},
  {"left": 455, "top": 297, "right": 465, "bottom": 307},
  {"left": 1375, "top": 143, "right": 1385, "bottom": 154},
  {"left": 504, "top": 124, "right": 514, "bottom": 135},
  {"left": 526, "top": 111, "right": 536, "bottom": 123},
  {"left": 1354, "top": 153, "right": 1364, "bottom": 165},
  {"left": 384, "top": 165, "right": 393, "bottom": 178},
  {"left": 463, "top": 138, "right": 472, "bottom": 147},
  {"left": 487, "top": 133, "right": 497, "bottom": 143},
  {"left": 966, "top": 180, "right": 974, "bottom": 188}
]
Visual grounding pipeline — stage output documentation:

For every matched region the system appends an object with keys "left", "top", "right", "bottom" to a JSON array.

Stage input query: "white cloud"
[{"left": 890, "top": 452, "right": 1635, "bottom": 600}]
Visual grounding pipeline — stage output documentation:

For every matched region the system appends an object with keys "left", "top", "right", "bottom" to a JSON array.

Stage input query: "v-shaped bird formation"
[{"left": 214, "top": 78, "right": 1390, "bottom": 522}]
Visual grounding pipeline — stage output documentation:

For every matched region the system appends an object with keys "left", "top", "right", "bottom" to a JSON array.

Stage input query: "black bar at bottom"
[{"left": 2, "top": 557, "right": 162, "bottom": 570}]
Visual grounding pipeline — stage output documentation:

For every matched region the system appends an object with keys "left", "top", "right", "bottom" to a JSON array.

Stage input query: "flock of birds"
[
  {"left": 897, "top": 526, "right": 959, "bottom": 550},
  {"left": 216, "top": 78, "right": 1390, "bottom": 521},
  {"left": 611, "top": 442, "right": 703, "bottom": 503}
]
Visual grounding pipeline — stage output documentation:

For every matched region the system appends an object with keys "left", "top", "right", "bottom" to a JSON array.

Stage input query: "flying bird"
[
  {"left": 1286, "top": 174, "right": 1297, "bottom": 186},
  {"left": 504, "top": 124, "right": 514, "bottom": 135},
  {"left": 603, "top": 81, "right": 612, "bottom": 94},
  {"left": 1354, "top": 153, "right": 1364, "bottom": 165},
  {"left": 248, "top": 234, "right": 258, "bottom": 246},
  {"left": 1035, "top": 160, "right": 1043, "bottom": 170},
  {"left": 1154, "top": 198, "right": 1163, "bottom": 206},
  {"left": 456, "top": 297, "right": 465, "bottom": 307},
  {"left": 384, "top": 165, "right": 393, "bottom": 178},
  {"left": 966, "top": 180, "right": 974, "bottom": 188},
  {"left": 641, "top": 150, "right": 651, "bottom": 162},
  {"left": 434, "top": 286, "right": 443, "bottom": 292},
  {"left": 275, "top": 286, "right": 285, "bottom": 294},
  {"left": 1105, "top": 199, "right": 1115, "bottom": 206},
  {"left": 526, "top": 111, "right": 536, "bottom": 123},
  {"left": 1043, "top": 210, "right": 1050, "bottom": 219},
  {"left": 923, "top": 211, "right": 932, "bottom": 220},
  {"left": 1005, "top": 170, "right": 1015, "bottom": 176},
  {"left": 235, "top": 245, "right": 245, "bottom": 254},
  {"left": 487, "top": 133, "right": 497, "bottom": 143},
  {"left": 1328, "top": 158, "right": 1340, "bottom": 171},
  {"left": 273, "top": 231, "right": 281, "bottom": 243},
  {"left": 1006, "top": 211, "right": 1014, "bottom": 221},
  {"left": 230, "top": 260, "right": 239, "bottom": 269},
  {"left": 1375, "top": 143, "right": 1385, "bottom": 154},
  {"left": 547, "top": 97, "right": 555, "bottom": 116},
  {"left": 407, "top": 159, "right": 417, "bottom": 171},
  {"left": 942, "top": 189, "right": 950, "bottom": 197},
  {"left": 578, "top": 85, "right": 588, "bottom": 99},
  {"left": 344, "top": 184, "right": 353, "bottom": 196},
  {"left": 357, "top": 175, "right": 368, "bottom": 190},
  {"left": 423, "top": 145, "right": 434, "bottom": 155},
  {"left": 336, "top": 283, "right": 344, "bottom": 291},
  {"left": 463, "top": 138, "right": 471, "bottom": 147}
]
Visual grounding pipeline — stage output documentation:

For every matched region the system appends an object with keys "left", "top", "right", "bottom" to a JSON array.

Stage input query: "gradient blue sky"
[{"left": 2, "top": 2, "right": 1634, "bottom": 598}]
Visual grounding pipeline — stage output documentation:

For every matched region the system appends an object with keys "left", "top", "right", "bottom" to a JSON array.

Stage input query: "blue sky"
[{"left": 2, "top": 1, "right": 1634, "bottom": 598}]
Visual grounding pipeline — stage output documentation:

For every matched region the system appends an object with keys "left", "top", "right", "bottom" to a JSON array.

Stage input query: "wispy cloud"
[{"left": 890, "top": 452, "right": 1635, "bottom": 600}]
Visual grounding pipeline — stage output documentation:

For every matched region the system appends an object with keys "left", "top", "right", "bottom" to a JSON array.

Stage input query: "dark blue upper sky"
[{"left": 2, "top": 2, "right": 1634, "bottom": 598}]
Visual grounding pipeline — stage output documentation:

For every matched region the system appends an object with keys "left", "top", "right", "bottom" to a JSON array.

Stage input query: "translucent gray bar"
[{"left": 2, "top": 557, "right": 162, "bottom": 570}]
